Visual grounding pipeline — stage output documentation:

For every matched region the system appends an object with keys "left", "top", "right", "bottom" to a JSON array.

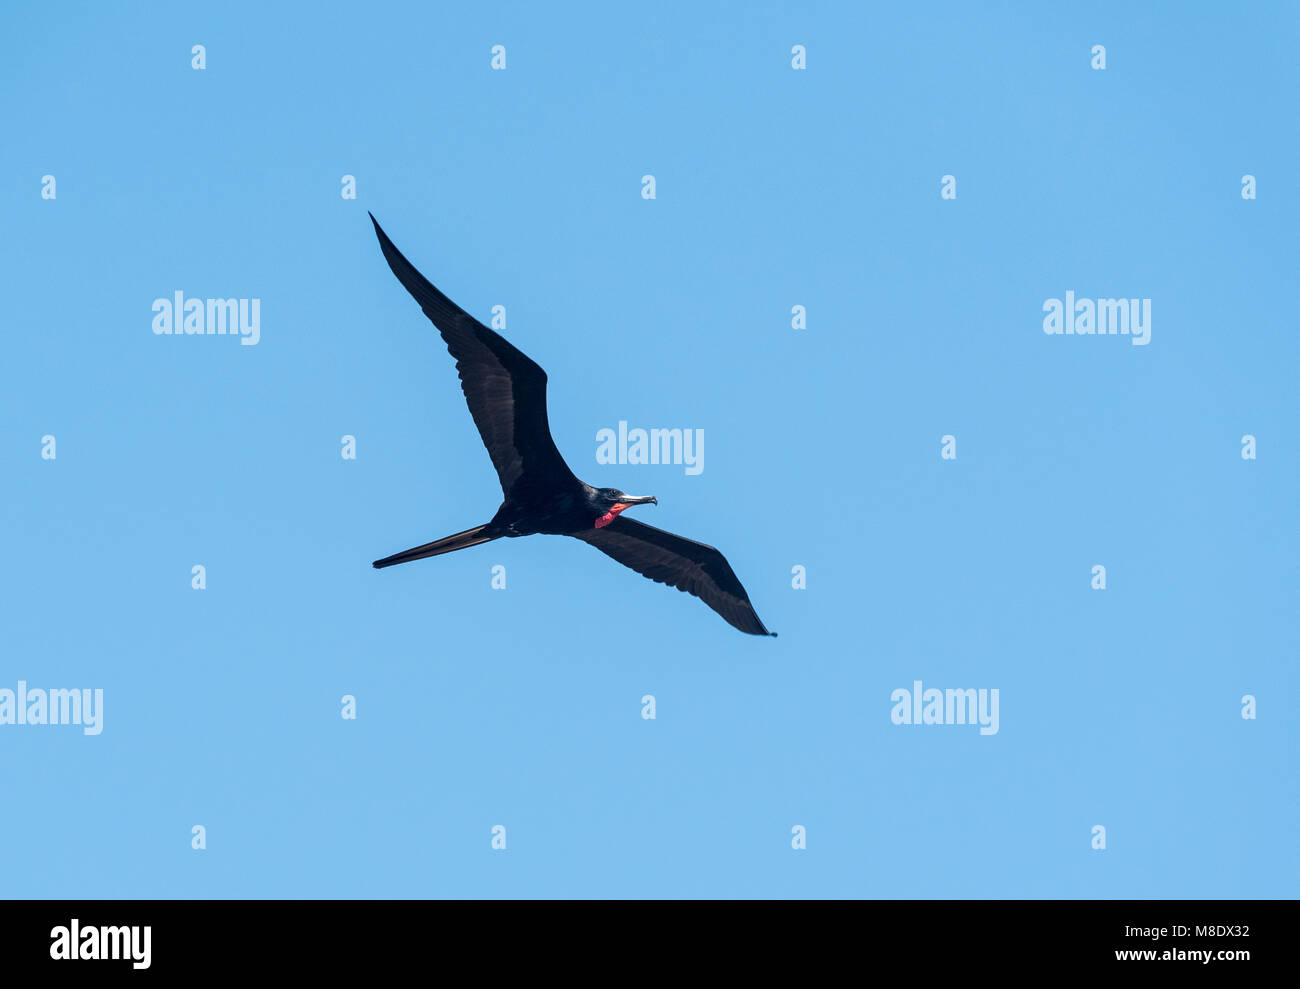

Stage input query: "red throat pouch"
[{"left": 595, "top": 503, "right": 630, "bottom": 528}]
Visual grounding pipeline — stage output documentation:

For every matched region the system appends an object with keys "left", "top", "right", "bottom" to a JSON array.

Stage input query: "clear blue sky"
[{"left": 1, "top": 1, "right": 1295, "bottom": 898}]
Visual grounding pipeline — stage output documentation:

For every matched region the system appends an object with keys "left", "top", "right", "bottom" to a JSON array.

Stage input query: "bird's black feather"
[
  {"left": 370, "top": 212, "right": 576, "bottom": 497},
  {"left": 571, "top": 518, "right": 775, "bottom": 636}
]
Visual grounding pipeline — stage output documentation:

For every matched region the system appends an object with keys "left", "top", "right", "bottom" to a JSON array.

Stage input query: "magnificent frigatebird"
[{"left": 368, "top": 214, "right": 775, "bottom": 637}]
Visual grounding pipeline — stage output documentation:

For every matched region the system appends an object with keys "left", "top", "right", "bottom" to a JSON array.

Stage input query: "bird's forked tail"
[{"left": 372, "top": 524, "right": 498, "bottom": 569}]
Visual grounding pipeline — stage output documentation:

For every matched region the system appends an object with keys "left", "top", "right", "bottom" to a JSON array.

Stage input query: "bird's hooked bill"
[{"left": 596, "top": 495, "right": 657, "bottom": 528}]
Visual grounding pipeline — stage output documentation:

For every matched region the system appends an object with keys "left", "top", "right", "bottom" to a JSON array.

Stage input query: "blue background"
[{"left": 1, "top": 1, "right": 1295, "bottom": 898}]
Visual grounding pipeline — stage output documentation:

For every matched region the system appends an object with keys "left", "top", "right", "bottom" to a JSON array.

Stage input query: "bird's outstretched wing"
[
  {"left": 571, "top": 517, "right": 775, "bottom": 636},
  {"left": 370, "top": 213, "right": 577, "bottom": 496}
]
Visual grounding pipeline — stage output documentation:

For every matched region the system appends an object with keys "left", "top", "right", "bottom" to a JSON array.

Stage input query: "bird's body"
[
  {"left": 369, "top": 214, "right": 775, "bottom": 637},
  {"left": 487, "top": 483, "right": 615, "bottom": 537}
]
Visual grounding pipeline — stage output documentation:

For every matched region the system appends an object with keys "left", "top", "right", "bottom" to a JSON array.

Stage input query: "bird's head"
[{"left": 593, "top": 488, "right": 657, "bottom": 529}]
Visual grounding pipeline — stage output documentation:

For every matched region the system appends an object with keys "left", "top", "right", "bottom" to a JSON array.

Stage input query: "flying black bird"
[{"left": 368, "top": 214, "right": 775, "bottom": 637}]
